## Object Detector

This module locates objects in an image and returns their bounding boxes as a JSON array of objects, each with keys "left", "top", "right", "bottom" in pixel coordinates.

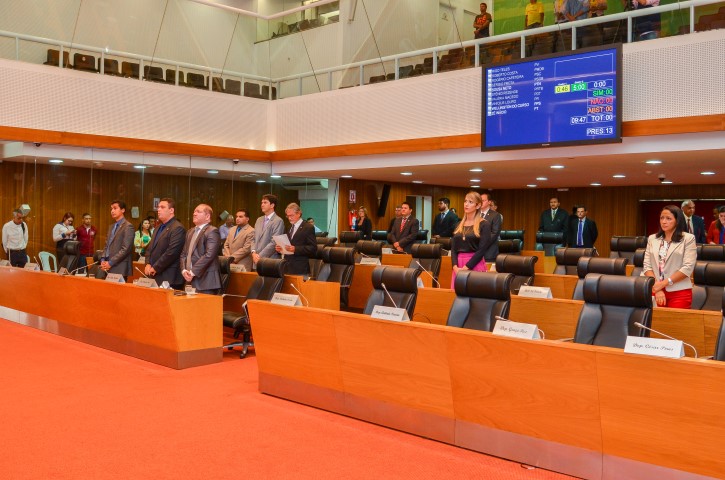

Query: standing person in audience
[
  {"left": 223, "top": 209, "right": 255, "bottom": 272},
  {"left": 706, "top": 206, "right": 725, "bottom": 245},
  {"left": 52, "top": 212, "right": 76, "bottom": 262},
  {"left": 251, "top": 194, "right": 285, "bottom": 266},
  {"left": 525, "top": 0, "right": 545, "bottom": 28},
  {"left": 219, "top": 215, "right": 234, "bottom": 242},
  {"left": 450, "top": 192, "right": 494, "bottom": 288},
  {"left": 275, "top": 203, "right": 316, "bottom": 275},
  {"left": 75, "top": 213, "right": 97, "bottom": 273},
  {"left": 306, "top": 217, "right": 323, "bottom": 234},
  {"left": 565, "top": 0, "right": 589, "bottom": 22},
  {"left": 479, "top": 192, "right": 502, "bottom": 265},
  {"left": 387, "top": 202, "right": 419, "bottom": 254},
  {"left": 144, "top": 198, "right": 186, "bottom": 289},
  {"left": 2, "top": 208, "right": 28, "bottom": 268},
  {"left": 432, "top": 198, "right": 458, "bottom": 239},
  {"left": 134, "top": 218, "right": 153, "bottom": 259},
  {"left": 180, "top": 204, "right": 221, "bottom": 294},
  {"left": 681, "top": 200, "right": 706, "bottom": 244},
  {"left": 354, "top": 206, "right": 373, "bottom": 240},
  {"left": 490, "top": 199, "right": 503, "bottom": 222},
  {"left": 388, "top": 205, "right": 402, "bottom": 233},
  {"left": 539, "top": 196, "right": 569, "bottom": 244},
  {"left": 568, "top": 205, "right": 598, "bottom": 248},
  {"left": 642, "top": 205, "right": 696, "bottom": 309},
  {"left": 100, "top": 200, "right": 135, "bottom": 279},
  {"left": 473, "top": 3, "right": 493, "bottom": 39}
]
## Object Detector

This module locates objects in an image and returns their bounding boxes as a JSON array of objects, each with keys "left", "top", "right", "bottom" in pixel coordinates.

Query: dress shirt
[{"left": 2, "top": 220, "right": 27, "bottom": 252}]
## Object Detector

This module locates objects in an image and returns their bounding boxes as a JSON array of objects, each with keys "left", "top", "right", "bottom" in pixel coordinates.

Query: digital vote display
[{"left": 482, "top": 45, "right": 622, "bottom": 151}]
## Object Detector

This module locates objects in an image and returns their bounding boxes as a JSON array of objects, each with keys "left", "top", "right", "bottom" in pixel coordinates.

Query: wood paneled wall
[
  {"left": 338, "top": 179, "right": 725, "bottom": 257},
  {"left": 0, "top": 161, "right": 299, "bottom": 260}
]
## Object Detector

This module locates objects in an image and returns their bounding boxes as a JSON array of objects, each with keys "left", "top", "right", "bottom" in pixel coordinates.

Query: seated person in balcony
[
  {"left": 525, "top": 0, "right": 545, "bottom": 28},
  {"left": 474, "top": 3, "right": 493, "bottom": 39}
]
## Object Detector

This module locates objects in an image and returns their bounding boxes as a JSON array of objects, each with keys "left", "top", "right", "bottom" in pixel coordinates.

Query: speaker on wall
[{"left": 377, "top": 184, "right": 391, "bottom": 217}]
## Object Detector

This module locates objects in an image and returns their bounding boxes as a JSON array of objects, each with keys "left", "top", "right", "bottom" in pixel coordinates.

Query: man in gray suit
[
  {"left": 99, "top": 200, "right": 135, "bottom": 279},
  {"left": 180, "top": 204, "right": 221, "bottom": 295},
  {"left": 223, "top": 209, "right": 255, "bottom": 272},
  {"left": 480, "top": 192, "right": 502, "bottom": 264},
  {"left": 251, "top": 194, "right": 285, "bottom": 266},
  {"left": 144, "top": 198, "right": 186, "bottom": 289}
]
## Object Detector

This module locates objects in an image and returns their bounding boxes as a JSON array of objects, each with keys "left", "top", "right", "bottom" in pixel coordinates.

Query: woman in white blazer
[{"left": 642, "top": 205, "right": 697, "bottom": 308}]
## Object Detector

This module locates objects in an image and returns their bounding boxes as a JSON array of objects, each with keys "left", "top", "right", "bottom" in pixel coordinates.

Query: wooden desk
[
  {"left": 414, "top": 288, "right": 456, "bottom": 325},
  {"left": 224, "top": 271, "right": 258, "bottom": 311},
  {"left": 0, "top": 268, "right": 221, "bottom": 369},
  {"left": 348, "top": 263, "right": 377, "bottom": 310},
  {"left": 382, "top": 253, "right": 412, "bottom": 268},
  {"left": 521, "top": 250, "right": 546, "bottom": 273},
  {"left": 533, "top": 273, "right": 578, "bottom": 299},
  {"left": 439, "top": 255, "right": 452, "bottom": 289},
  {"left": 509, "top": 295, "right": 583, "bottom": 340},
  {"left": 625, "top": 264, "right": 635, "bottom": 276},
  {"left": 248, "top": 301, "right": 725, "bottom": 479},
  {"left": 283, "top": 275, "right": 341, "bottom": 311}
]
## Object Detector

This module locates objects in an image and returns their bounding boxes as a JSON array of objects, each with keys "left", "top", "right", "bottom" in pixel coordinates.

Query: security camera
[
  {"left": 34, "top": 142, "right": 42, "bottom": 147},
  {"left": 233, "top": 159, "right": 239, "bottom": 165}
]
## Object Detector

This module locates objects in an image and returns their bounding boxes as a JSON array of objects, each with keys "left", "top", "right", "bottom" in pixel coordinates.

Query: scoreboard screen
[{"left": 482, "top": 44, "right": 622, "bottom": 151}]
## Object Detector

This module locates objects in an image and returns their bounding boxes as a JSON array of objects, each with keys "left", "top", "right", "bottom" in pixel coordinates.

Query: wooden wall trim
[{"left": 2, "top": 114, "right": 722, "bottom": 161}]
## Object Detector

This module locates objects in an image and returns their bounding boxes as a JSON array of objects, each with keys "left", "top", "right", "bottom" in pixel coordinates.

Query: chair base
[{"left": 223, "top": 331, "right": 253, "bottom": 359}]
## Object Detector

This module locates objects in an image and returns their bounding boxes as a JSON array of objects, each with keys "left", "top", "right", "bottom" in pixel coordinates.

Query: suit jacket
[
  {"left": 223, "top": 224, "right": 255, "bottom": 272},
  {"left": 567, "top": 217, "right": 598, "bottom": 248},
  {"left": 179, "top": 224, "right": 221, "bottom": 291},
  {"left": 642, "top": 232, "right": 697, "bottom": 292},
  {"left": 539, "top": 208, "right": 569, "bottom": 242},
  {"left": 685, "top": 215, "right": 706, "bottom": 244},
  {"left": 387, "top": 216, "right": 420, "bottom": 254},
  {"left": 706, "top": 220, "right": 725, "bottom": 244},
  {"left": 282, "top": 221, "right": 317, "bottom": 275},
  {"left": 252, "top": 213, "right": 285, "bottom": 260},
  {"left": 432, "top": 210, "right": 459, "bottom": 238},
  {"left": 144, "top": 217, "right": 186, "bottom": 287},
  {"left": 103, "top": 217, "right": 135, "bottom": 276},
  {"left": 481, "top": 209, "right": 502, "bottom": 262}
]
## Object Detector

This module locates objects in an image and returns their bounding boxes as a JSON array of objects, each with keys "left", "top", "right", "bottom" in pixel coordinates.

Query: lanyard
[{"left": 657, "top": 239, "right": 670, "bottom": 281}]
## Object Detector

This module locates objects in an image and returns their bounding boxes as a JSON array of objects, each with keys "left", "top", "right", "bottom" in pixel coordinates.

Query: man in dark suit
[
  {"left": 275, "top": 203, "right": 316, "bottom": 275},
  {"left": 681, "top": 200, "right": 706, "bottom": 244},
  {"left": 538, "top": 196, "right": 569, "bottom": 244},
  {"left": 99, "top": 200, "right": 135, "bottom": 279},
  {"left": 568, "top": 205, "right": 598, "bottom": 248},
  {"left": 431, "top": 197, "right": 459, "bottom": 239},
  {"left": 387, "top": 201, "right": 420, "bottom": 254},
  {"left": 480, "top": 192, "right": 502, "bottom": 264},
  {"left": 144, "top": 197, "right": 186, "bottom": 289},
  {"left": 180, "top": 204, "right": 221, "bottom": 294}
]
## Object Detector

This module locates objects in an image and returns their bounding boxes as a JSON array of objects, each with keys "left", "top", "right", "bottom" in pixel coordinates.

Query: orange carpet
[{"left": 0, "top": 319, "right": 575, "bottom": 479}]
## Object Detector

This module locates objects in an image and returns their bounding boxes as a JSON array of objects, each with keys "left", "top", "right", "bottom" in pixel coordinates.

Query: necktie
[
  {"left": 687, "top": 218, "right": 693, "bottom": 234},
  {"left": 104, "top": 222, "right": 119, "bottom": 257},
  {"left": 263, "top": 216, "right": 269, "bottom": 230},
  {"left": 551, "top": 210, "right": 556, "bottom": 221},
  {"left": 400, "top": 217, "right": 407, "bottom": 233},
  {"left": 289, "top": 223, "right": 296, "bottom": 238},
  {"left": 441, "top": 212, "right": 445, "bottom": 220},
  {"left": 235, "top": 225, "right": 242, "bottom": 237},
  {"left": 577, "top": 220, "right": 584, "bottom": 246},
  {"left": 185, "top": 227, "right": 201, "bottom": 270}
]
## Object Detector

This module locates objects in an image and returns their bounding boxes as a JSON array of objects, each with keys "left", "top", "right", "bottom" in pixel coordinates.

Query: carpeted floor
[{"left": 0, "top": 319, "right": 575, "bottom": 479}]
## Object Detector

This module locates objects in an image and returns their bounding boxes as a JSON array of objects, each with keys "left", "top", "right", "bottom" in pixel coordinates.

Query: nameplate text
[
  {"left": 518, "top": 285, "right": 553, "bottom": 299},
  {"left": 360, "top": 257, "right": 381, "bottom": 265},
  {"left": 105, "top": 273, "right": 125, "bottom": 283},
  {"left": 493, "top": 319, "right": 541, "bottom": 340},
  {"left": 271, "top": 293, "right": 302, "bottom": 307},
  {"left": 624, "top": 337, "right": 685, "bottom": 359},
  {"left": 371, "top": 305, "right": 410, "bottom": 322}
]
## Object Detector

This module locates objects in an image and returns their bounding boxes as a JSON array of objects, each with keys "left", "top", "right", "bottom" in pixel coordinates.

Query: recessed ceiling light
[
  {"left": 550, "top": 165, "right": 565, "bottom": 169},
  {"left": 133, "top": 165, "right": 147, "bottom": 169},
  {"left": 340, "top": 175, "right": 352, "bottom": 178},
  {"left": 48, "top": 159, "right": 63, "bottom": 164},
  {"left": 412, "top": 180, "right": 424, "bottom": 184},
  {"left": 526, "top": 184, "right": 537, "bottom": 188},
  {"left": 612, "top": 174, "right": 625, "bottom": 178},
  {"left": 536, "top": 177, "right": 548, "bottom": 181},
  {"left": 256, "top": 180, "right": 266, "bottom": 183},
  {"left": 700, "top": 171, "right": 715, "bottom": 175},
  {"left": 645, "top": 159, "right": 662, "bottom": 164},
  {"left": 590, "top": 182, "right": 602, "bottom": 186},
  {"left": 270, "top": 174, "right": 282, "bottom": 179},
  {"left": 661, "top": 180, "right": 673, "bottom": 184},
  {"left": 400, "top": 172, "right": 413, "bottom": 176},
  {"left": 207, "top": 170, "right": 218, "bottom": 174},
  {"left": 470, "top": 185, "right": 479, "bottom": 188},
  {"left": 469, "top": 168, "right": 483, "bottom": 172},
  {"left": 470, "top": 179, "right": 480, "bottom": 183}
]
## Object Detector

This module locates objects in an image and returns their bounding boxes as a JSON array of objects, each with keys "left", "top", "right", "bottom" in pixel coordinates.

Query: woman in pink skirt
[{"left": 450, "top": 191, "right": 494, "bottom": 288}]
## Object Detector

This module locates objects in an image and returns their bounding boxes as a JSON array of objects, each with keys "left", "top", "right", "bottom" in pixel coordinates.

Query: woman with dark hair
[
  {"left": 642, "top": 205, "right": 697, "bottom": 308},
  {"left": 52, "top": 212, "right": 76, "bottom": 261},
  {"left": 450, "top": 191, "right": 494, "bottom": 288},
  {"left": 706, "top": 206, "right": 725, "bottom": 245},
  {"left": 354, "top": 206, "right": 373, "bottom": 240},
  {"left": 134, "top": 218, "right": 153, "bottom": 258}
]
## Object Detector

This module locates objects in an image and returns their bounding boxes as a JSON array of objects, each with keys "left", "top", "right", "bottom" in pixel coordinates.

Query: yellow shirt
[{"left": 525, "top": 2, "right": 545, "bottom": 26}]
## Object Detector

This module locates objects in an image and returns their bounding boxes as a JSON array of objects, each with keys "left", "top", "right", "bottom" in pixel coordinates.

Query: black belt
[{"left": 7, "top": 248, "right": 26, "bottom": 253}]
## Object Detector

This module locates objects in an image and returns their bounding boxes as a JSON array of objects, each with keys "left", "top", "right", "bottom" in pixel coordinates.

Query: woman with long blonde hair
[{"left": 450, "top": 191, "right": 494, "bottom": 288}]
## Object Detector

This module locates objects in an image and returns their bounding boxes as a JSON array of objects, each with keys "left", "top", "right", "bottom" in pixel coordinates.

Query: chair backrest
[
  {"left": 261, "top": 85, "right": 277, "bottom": 100},
  {"left": 318, "top": 247, "right": 356, "bottom": 307},
  {"left": 609, "top": 236, "right": 647, "bottom": 261},
  {"left": 714, "top": 290, "right": 725, "bottom": 361},
  {"left": 247, "top": 258, "right": 287, "bottom": 301},
  {"left": 210, "top": 77, "right": 224, "bottom": 92},
  {"left": 554, "top": 247, "right": 597, "bottom": 275},
  {"left": 244, "top": 82, "right": 261, "bottom": 97},
  {"left": 316, "top": 236, "right": 336, "bottom": 246},
  {"left": 225, "top": 79, "right": 241, "bottom": 95},
  {"left": 121, "top": 61, "right": 139, "bottom": 78},
  {"left": 498, "top": 239, "right": 522, "bottom": 255},
  {"left": 44, "top": 49, "right": 70, "bottom": 67},
  {"left": 308, "top": 244, "right": 327, "bottom": 280},
  {"left": 88, "top": 250, "right": 103, "bottom": 277},
  {"left": 165, "top": 68, "right": 184, "bottom": 85},
  {"left": 101, "top": 58, "right": 121, "bottom": 75},
  {"left": 38, "top": 251, "right": 57, "bottom": 273},
  {"left": 144, "top": 65, "right": 164, "bottom": 82},
  {"left": 372, "top": 230, "right": 389, "bottom": 241},
  {"left": 339, "top": 230, "right": 362, "bottom": 247},
  {"left": 573, "top": 257, "right": 628, "bottom": 300},
  {"left": 58, "top": 241, "right": 81, "bottom": 272},
  {"left": 354, "top": 240, "right": 383, "bottom": 261},
  {"left": 535, "top": 231, "right": 565, "bottom": 256},
  {"left": 416, "top": 229, "right": 429, "bottom": 243},
  {"left": 187, "top": 72, "right": 206, "bottom": 88},
  {"left": 315, "top": 231, "right": 328, "bottom": 238},
  {"left": 363, "top": 266, "right": 421, "bottom": 317},
  {"left": 573, "top": 274, "right": 654, "bottom": 348},
  {"left": 409, "top": 243, "right": 442, "bottom": 279},
  {"left": 73, "top": 53, "right": 96, "bottom": 72},
  {"left": 631, "top": 248, "right": 646, "bottom": 277},
  {"left": 447, "top": 271, "right": 513, "bottom": 332},
  {"left": 495, "top": 254, "right": 537, "bottom": 293},
  {"left": 691, "top": 262, "right": 725, "bottom": 311},
  {"left": 500, "top": 230, "right": 525, "bottom": 242},
  {"left": 218, "top": 256, "right": 234, "bottom": 295},
  {"left": 696, "top": 244, "right": 725, "bottom": 263},
  {"left": 431, "top": 237, "right": 451, "bottom": 251}
]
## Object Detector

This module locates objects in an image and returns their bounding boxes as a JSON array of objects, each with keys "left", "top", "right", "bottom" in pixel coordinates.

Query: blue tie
[{"left": 577, "top": 220, "right": 584, "bottom": 246}]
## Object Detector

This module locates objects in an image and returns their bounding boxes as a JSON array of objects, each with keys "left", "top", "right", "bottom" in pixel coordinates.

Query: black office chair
[
  {"left": 572, "top": 257, "right": 628, "bottom": 300},
  {"left": 697, "top": 244, "right": 725, "bottom": 263},
  {"left": 573, "top": 274, "right": 654, "bottom": 348},
  {"left": 371, "top": 230, "right": 389, "bottom": 242},
  {"left": 354, "top": 240, "right": 383, "bottom": 262},
  {"left": 317, "top": 247, "right": 355, "bottom": 308},
  {"left": 691, "top": 262, "right": 725, "bottom": 311},
  {"left": 431, "top": 237, "right": 451, "bottom": 252},
  {"left": 630, "top": 248, "right": 646, "bottom": 277},
  {"left": 409, "top": 243, "right": 442, "bottom": 285},
  {"left": 609, "top": 236, "right": 647, "bottom": 262},
  {"left": 316, "top": 236, "right": 336, "bottom": 246},
  {"left": 363, "top": 266, "right": 421, "bottom": 318},
  {"left": 495, "top": 254, "right": 537, "bottom": 294},
  {"left": 218, "top": 256, "right": 234, "bottom": 295},
  {"left": 57, "top": 241, "right": 81, "bottom": 273},
  {"left": 446, "top": 271, "right": 513, "bottom": 331},
  {"left": 554, "top": 247, "right": 597, "bottom": 275},
  {"left": 339, "top": 231, "right": 362, "bottom": 247},
  {"left": 223, "top": 258, "right": 286, "bottom": 358},
  {"left": 308, "top": 244, "right": 327, "bottom": 280},
  {"left": 535, "top": 231, "right": 565, "bottom": 256},
  {"left": 500, "top": 230, "right": 525, "bottom": 243},
  {"left": 713, "top": 290, "right": 725, "bottom": 361},
  {"left": 416, "top": 229, "right": 429, "bottom": 244},
  {"left": 498, "top": 239, "right": 522, "bottom": 255},
  {"left": 87, "top": 250, "right": 104, "bottom": 278},
  {"left": 315, "top": 231, "right": 329, "bottom": 238}
]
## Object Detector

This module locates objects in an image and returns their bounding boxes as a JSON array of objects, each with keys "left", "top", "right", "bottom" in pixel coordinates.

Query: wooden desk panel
[
  {"left": 282, "top": 276, "right": 341, "bottom": 311},
  {"left": 534, "top": 273, "right": 578, "bottom": 299},
  {"left": 347, "top": 263, "right": 376, "bottom": 310},
  {"left": 414, "top": 288, "right": 456, "bottom": 326},
  {"left": 439, "top": 255, "right": 452, "bottom": 289},
  {"left": 224, "top": 271, "right": 258, "bottom": 311},
  {"left": 509, "top": 296, "right": 583, "bottom": 340}
]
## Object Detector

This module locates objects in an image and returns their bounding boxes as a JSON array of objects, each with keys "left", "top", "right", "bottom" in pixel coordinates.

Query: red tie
[{"left": 400, "top": 217, "right": 407, "bottom": 233}]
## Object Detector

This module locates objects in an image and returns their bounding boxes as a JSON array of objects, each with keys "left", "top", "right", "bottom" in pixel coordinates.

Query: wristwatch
[{"left": 667, "top": 277, "right": 674, "bottom": 286}]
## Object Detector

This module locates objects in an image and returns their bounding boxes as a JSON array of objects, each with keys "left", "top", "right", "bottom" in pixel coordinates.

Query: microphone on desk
[
  {"left": 494, "top": 315, "right": 546, "bottom": 339},
  {"left": 33, "top": 256, "right": 40, "bottom": 267},
  {"left": 634, "top": 322, "right": 698, "bottom": 358},
  {"left": 61, "top": 261, "right": 99, "bottom": 276},
  {"left": 380, "top": 282, "right": 398, "bottom": 309},
  {"left": 289, "top": 283, "right": 310, "bottom": 307},
  {"left": 134, "top": 266, "right": 149, "bottom": 278},
  {"left": 415, "top": 261, "right": 440, "bottom": 287}
]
